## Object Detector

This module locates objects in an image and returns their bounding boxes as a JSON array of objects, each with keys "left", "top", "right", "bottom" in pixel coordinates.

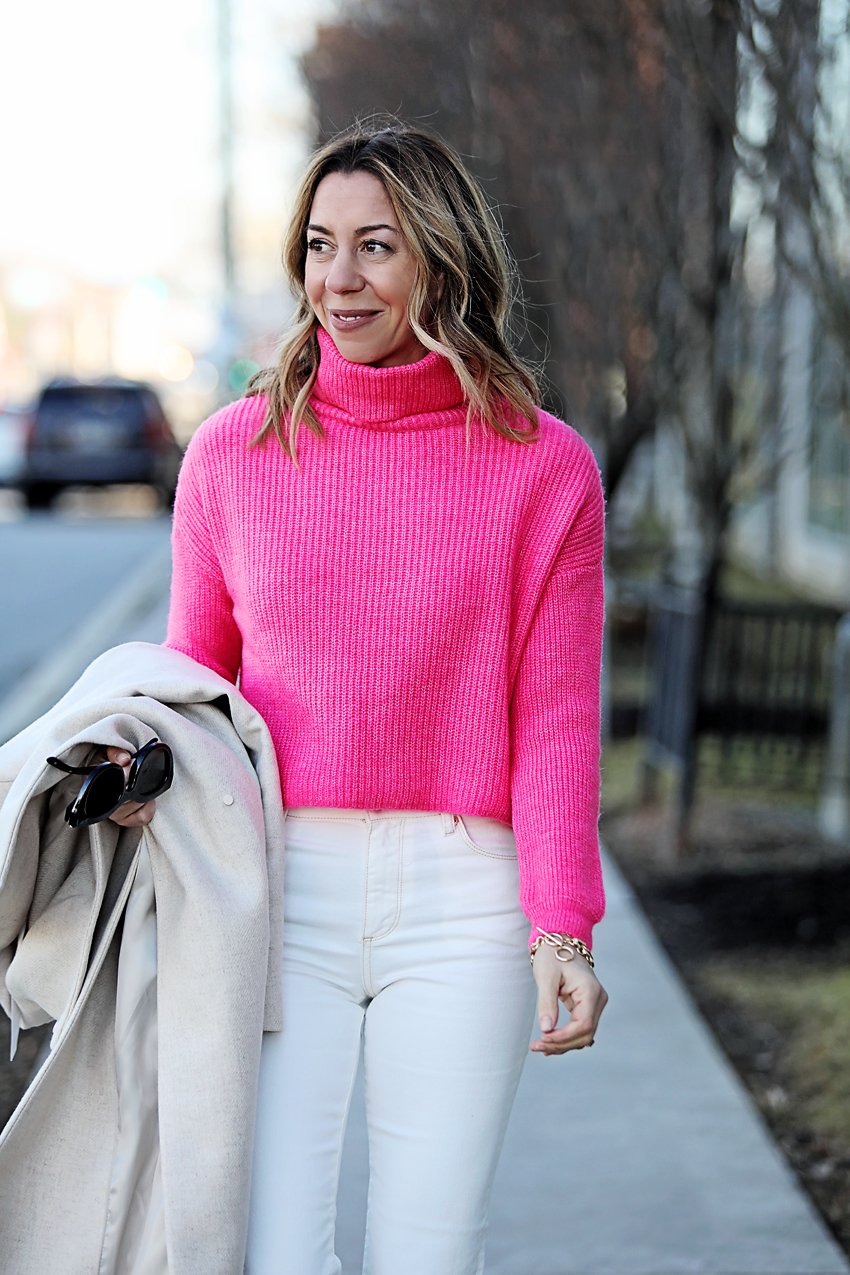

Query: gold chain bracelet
[{"left": 529, "top": 928, "right": 595, "bottom": 970}]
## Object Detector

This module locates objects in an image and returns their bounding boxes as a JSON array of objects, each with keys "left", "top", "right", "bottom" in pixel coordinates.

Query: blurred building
[{"left": 733, "top": 0, "right": 850, "bottom": 604}]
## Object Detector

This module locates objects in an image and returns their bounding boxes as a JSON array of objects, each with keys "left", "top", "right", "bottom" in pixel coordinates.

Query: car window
[{"left": 36, "top": 388, "right": 148, "bottom": 435}]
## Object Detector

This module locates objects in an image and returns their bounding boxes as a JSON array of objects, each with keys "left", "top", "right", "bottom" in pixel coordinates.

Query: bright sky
[{"left": 0, "top": 0, "right": 338, "bottom": 293}]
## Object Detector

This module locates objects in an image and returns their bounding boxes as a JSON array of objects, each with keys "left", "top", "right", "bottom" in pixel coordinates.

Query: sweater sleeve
[
  {"left": 164, "top": 427, "right": 242, "bottom": 684},
  {"left": 509, "top": 465, "right": 606, "bottom": 950}
]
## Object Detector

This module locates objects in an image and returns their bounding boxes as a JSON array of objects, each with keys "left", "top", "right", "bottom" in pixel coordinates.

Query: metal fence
[
  {"left": 697, "top": 600, "right": 837, "bottom": 788},
  {"left": 639, "top": 589, "right": 841, "bottom": 794}
]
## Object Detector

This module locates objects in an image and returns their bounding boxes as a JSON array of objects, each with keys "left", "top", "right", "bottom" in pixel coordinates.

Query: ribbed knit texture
[{"left": 165, "top": 328, "right": 606, "bottom": 946}]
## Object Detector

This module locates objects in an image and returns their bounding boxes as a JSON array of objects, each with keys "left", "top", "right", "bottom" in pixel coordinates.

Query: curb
[{"left": 0, "top": 543, "right": 172, "bottom": 745}]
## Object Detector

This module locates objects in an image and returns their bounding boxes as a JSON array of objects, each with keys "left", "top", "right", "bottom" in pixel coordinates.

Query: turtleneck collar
[{"left": 311, "top": 326, "right": 467, "bottom": 428}]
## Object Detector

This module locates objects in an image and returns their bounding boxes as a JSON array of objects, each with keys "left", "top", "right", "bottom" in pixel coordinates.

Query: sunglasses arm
[{"left": 46, "top": 756, "right": 100, "bottom": 776}]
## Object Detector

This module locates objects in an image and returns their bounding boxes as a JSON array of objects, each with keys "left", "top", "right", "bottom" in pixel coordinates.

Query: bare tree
[
  {"left": 656, "top": 0, "right": 850, "bottom": 588},
  {"left": 302, "top": 0, "right": 669, "bottom": 501},
  {"left": 301, "top": 0, "right": 849, "bottom": 564},
  {"left": 738, "top": 0, "right": 850, "bottom": 348}
]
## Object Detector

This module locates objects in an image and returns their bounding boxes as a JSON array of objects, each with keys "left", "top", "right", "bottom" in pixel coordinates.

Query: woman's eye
[
  {"left": 362, "top": 239, "right": 392, "bottom": 255},
  {"left": 307, "top": 237, "right": 331, "bottom": 253}
]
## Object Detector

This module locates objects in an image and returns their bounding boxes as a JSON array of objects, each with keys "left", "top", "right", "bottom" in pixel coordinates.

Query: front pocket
[{"left": 454, "top": 814, "right": 517, "bottom": 859}]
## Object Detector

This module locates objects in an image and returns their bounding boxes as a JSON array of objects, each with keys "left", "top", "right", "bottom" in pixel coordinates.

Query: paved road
[{"left": 0, "top": 496, "right": 171, "bottom": 702}]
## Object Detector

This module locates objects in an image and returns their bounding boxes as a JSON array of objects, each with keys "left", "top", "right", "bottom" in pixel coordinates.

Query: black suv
[{"left": 22, "top": 378, "right": 183, "bottom": 510}]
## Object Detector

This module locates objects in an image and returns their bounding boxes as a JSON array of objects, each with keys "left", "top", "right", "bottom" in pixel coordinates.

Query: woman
[{"left": 108, "top": 120, "right": 608, "bottom": 1274}]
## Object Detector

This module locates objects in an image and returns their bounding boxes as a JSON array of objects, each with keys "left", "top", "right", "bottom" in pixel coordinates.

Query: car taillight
[
  {"left": 144, "top": 415, "right": 167, "bottom": 446},
  {"left": 22, "top": 414, "right": 37, "bottom": 450}
]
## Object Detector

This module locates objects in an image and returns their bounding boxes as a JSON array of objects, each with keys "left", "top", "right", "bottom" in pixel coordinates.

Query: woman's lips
[{"left": 328, "top": 310, "right": 381, "bottom": 331}]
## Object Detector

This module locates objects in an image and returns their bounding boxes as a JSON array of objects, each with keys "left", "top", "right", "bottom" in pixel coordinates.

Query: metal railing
[{"left": 641, "top": 589, "right": 840, "bottom": 799}]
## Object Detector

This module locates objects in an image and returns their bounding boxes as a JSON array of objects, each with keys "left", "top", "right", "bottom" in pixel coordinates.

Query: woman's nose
[{"left": 324, "top": 250, "right": 363, "bottom": 294}]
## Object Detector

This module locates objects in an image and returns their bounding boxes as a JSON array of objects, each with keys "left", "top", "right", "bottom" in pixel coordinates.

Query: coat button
[{"left": 223, "top": 794, "right": 234, "bottom": 806}]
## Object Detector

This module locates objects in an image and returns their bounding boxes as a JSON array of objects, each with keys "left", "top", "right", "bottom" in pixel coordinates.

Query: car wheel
[
  {"left": 156, "top": 482, "right": 177, "bottom": 513},
  {"left": 24, "top": 483, "right": 56, "bottom": 510}
]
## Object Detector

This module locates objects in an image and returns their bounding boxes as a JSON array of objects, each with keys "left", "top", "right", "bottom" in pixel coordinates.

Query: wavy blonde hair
[{"left": 247, "top": 119, "right": 542, "bottom": 460}]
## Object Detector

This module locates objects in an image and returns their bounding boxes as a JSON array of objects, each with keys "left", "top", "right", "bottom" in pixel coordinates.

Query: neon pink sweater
[{"left": 165, "top": 328, "right": 605, "bottom": 946}]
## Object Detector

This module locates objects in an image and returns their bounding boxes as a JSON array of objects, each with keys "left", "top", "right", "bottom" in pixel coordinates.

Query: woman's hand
[
  {"left": 99, "top": 746, "right": 158, "bottom": 828},
  {"left": 530, "top": 943, "right": 608, "bottom": 1056}
]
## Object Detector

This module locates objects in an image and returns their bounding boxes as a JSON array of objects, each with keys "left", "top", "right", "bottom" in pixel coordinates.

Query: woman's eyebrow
[{"left": 306, "top": 222, "right": 400, "bottom": 235}]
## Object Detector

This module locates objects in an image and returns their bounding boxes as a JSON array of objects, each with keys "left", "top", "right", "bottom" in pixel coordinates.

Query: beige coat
[{"left": 0, "top": 642, "right": 286, "bottom": 1274}]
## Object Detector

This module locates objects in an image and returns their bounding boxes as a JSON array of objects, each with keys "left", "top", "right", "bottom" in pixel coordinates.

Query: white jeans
[{"left": 246, "top": 808, "right": 537, "bottom": 1275}]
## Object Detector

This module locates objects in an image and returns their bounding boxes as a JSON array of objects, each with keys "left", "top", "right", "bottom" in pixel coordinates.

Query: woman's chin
[{"left": 319, "top": 322, "right": 427, "bottom": 368}]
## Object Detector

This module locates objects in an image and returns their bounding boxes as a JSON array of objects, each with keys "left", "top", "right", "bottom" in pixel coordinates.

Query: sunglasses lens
[
  {"left": 81, "top": 766, "right": 126, "bottom": 820},
  {"left": 135, "top": 747, "right": 173, "bottom": 800}
]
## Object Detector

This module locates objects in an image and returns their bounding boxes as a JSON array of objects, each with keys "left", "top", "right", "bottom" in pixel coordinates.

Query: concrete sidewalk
[
  {"left": 7, "top": 584, "right": 850, "bottom": 1274},
  {"left": 493, "top": 855, "right": 848, "bottom": 1274}
]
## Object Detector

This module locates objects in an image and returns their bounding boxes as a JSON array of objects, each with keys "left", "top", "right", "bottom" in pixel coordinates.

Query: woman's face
[{"left": 304, "top": 170, "right": 428, "bottom": 368}]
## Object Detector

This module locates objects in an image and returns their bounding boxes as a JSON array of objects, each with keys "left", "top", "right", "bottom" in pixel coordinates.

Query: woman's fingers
[
  {"left": 533, "top": 1004, "right": 601, "bottom": 1054},
  {"left": 535, "top": 976, "right": 561, "bottom": 1035},
  {"left": 530, "top": 945, "right": 608, "bottom": 1056},
  {"left": 103, "top": 746, "right": 132, "bottom": 768},
  {"left": 109, "top": 799, "right": 157, "bottom": 827}
]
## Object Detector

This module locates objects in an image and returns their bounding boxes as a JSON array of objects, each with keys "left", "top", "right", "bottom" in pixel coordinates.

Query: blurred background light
[
  {"left": 158, "top": 345, "right": 196, "bottom": 383},
  {"left": 227, "top": 357, "right": 260, "bottom": 394}
]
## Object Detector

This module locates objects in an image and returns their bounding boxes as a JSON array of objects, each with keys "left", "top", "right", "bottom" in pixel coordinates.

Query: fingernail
[
  {"left": 116, "top": 752, "right": 131, "bottom": 765},
  {"left": 541, "top": 1015, "right": 553, "bottom": 1032}
]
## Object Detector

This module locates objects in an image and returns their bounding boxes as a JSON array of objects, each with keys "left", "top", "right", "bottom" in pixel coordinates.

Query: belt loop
[{"left": 442, "top": 812, "right": 456, "bottom": 836}]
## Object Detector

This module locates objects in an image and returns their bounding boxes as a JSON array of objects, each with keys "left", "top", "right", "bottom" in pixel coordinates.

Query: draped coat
[{"left": 0, "top": 642, "right": 285, "bottom": 1274}]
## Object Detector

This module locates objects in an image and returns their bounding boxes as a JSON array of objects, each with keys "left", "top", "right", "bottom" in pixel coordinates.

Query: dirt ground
[{"left": 601, "top": 790, "right": 850, "bottom": 1256}]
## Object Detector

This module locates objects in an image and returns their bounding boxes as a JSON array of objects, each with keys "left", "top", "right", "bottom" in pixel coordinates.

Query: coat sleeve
[
  {"left": 164, "top": 427, "right": 242, "bottom": 683},
  {"left": 509, "top": 464, "right": 606, "bottom": 950}
]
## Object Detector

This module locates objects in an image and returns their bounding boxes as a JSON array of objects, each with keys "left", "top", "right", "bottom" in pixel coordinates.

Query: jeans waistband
[{"left": 285, "top": 807, "right": 457, "bottom": 835}]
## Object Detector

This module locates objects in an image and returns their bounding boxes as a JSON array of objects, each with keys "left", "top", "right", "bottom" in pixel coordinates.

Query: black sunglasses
[{"left": 46, "top": 738, "right": 174, "bottom": 828}]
